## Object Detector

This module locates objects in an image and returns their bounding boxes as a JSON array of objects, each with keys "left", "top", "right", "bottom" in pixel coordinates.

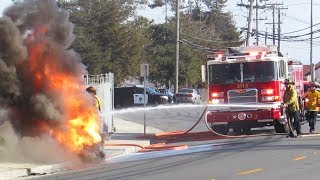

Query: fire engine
[{"left": 206, "top": 45, "right": 304, "bottom": 134}]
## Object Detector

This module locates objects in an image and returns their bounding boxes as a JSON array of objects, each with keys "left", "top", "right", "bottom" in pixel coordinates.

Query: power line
[{"left": 281, "top": 23, "right": 320, "bottom": 35}]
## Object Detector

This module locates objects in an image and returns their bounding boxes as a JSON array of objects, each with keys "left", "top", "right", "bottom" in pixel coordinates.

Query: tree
[
  {"left": 179, "top": 0, "right": 242, "bottom": 50},
  {"left": 57, "top": 0, "right": 242, "bottom": 87},
  {"left": 146, "top": 22, "right": 204, "bottom": 88},
  {"left": 143, "top": 0, "right": 242, "bottom": 87},
  {"left": 58, "top": 0, "right": 150, "bottom": 85}
]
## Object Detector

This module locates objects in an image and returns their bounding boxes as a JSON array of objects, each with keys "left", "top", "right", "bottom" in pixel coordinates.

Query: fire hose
[
  {"left": 157, "top": 103, "right": 290, "bottom": 138},
  {"left": 202, "top": 105, "right": 287, "bottom": 138},
  {"left": 146, "top": 104, "right": 291, "bottom": 140},
  {"left": 279, "top": 104, "right": 297, "bottom": 137},
  {"left": 201, "top": 104, "right": 302, "bottom": 138},
  {"left": 106, "top": 103, "right": 314, "bottom": 154}
]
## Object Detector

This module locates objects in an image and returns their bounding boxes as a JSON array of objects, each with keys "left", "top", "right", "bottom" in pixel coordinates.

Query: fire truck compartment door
[{"left": 133, "top": 94, "right": 148, "bottom": 104}]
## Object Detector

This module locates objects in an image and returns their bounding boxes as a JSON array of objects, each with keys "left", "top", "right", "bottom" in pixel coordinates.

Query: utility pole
[
  {"left": 174, "top": 0, "right": 180, "bottom": 93},
  {"left": 255, "top": 0, "right": 259, "bottom": 44},
  {"left": 272, "top": 5, "right": 275, "bottom": 45},
  {"left": 265, "top": 27, "right": 268, "bottom": 45},
  {"left": 238, "top": 0, "right": 266, "bottom": 46},
  {"left": 258, "top": 0, "right": 269, "bottom": 45},
  {"left": 246, "top": 0, "right": 254, "bottom": 46},
  {"left": 277, "top": 6, "right": 288, "bottom": 54},
  {"left": 310, "top": 0, "right": 314, "bottom": 81},
  {"left": 265, "top": 3, "right": 283, "bottom": 46},
  {"left": 277, "top": 7, "right": 281, "bottom": 51}
]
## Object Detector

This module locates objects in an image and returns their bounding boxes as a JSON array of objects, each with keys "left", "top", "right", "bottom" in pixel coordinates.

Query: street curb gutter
[
  {"left": 0, "top": 145, "right": 148, "bottom": 179},
  {"left": 0, "top": 163, "right": 69, "bottom": 179},
  {"left": 29, "top": 163, "right": 67, "bottom": 175},
  {"left": 0, "top": 168, "right": 29, "bottom": 180}
]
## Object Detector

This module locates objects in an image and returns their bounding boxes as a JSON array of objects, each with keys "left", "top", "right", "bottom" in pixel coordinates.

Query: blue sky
[{"left": 1, "top": 0, "right": 319, "bottom": 65}]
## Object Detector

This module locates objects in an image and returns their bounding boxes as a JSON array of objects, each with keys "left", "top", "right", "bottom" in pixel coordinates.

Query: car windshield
[
  {"left": 157, "top": 89, "right": 166, "bottom": 94},
  {"left": 208, "top": 61, "right": 278, "bottom": 84},
  {"left": 146, "top": 87, "right": 159, "bottom": 94},
  {"left": 178, "top": 89, "right": 193, "bottom": 93}
]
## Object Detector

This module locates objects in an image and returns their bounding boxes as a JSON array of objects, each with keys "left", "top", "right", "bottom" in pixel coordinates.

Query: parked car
[
  {"left": 114, "top": 86, "right": 171, "bottom": 109},
  {"left": 157, "top": 88, "right": 176, "bottom": 103},
  {"left": 175, "top": 88, "right": 201, "bottom": 104}
]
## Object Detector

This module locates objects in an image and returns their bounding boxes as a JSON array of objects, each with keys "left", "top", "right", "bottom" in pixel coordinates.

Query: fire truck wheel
[
  {"left": 242, "top": 127, "right": 251, "bottom": 134},
  {"left": 211, "top": 125, "right": 229, "bottom": 135},
  {"left": 232, "top": 127, "right": 242, "bottom": 134},
  {"left": 274, "top": 121, "right": 288, "bottom": 133}
]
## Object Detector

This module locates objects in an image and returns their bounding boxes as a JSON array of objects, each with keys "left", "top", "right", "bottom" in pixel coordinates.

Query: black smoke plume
[{"left": 0, "top": 0, "right": 90, "bottom": 163}]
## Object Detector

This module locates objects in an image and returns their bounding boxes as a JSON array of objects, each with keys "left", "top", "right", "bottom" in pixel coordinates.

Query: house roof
[
  {"left": 304, "top": 62, "right": 320, "bottom": 76},
  {"left": 303, "top": 65, "right": 311, "bottom": 76}
]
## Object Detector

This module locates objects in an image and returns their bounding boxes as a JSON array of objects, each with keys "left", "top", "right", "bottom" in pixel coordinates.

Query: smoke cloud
[{"left": 0, "top": 0, "right": 94, "bottom": 163}]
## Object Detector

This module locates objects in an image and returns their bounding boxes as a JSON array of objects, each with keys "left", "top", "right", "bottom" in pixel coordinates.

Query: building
[{"left": 303, "top": 62, "right": 320, "bottom": 82}]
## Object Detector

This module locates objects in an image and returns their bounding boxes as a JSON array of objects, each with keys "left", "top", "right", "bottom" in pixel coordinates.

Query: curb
[
  {"left": 0, "top": 163, "right": 69, "bottom": 179},
  {"left": 29, "top": 163, "right": 67, "bottom": 175},
  {"left": 0, "top": 168, "right": 29, "bottom": 180},
  {"left": 0, "top": 145, "right": 145, "bottom": 179}
]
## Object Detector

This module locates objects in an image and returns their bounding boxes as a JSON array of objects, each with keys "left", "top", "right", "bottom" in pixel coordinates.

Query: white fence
[{"left": 84, "top": 73, "right": 114, "bottom": 133}]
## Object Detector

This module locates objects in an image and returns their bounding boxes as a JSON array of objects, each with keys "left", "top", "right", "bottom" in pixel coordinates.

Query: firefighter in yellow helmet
[
  {"left": 86, "top": 86, "right": 101, "bottom": 111},
  {"left": 304, "top": 81, "right": 320, "bottom": 133},
  {"left": 283, "top": 79, "right": 301, "bottom": 137}
]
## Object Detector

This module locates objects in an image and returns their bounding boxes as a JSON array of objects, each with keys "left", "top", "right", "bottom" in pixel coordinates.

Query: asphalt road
[
  {"left": 31, "top": 134, "right": 320, "bottom": 180},
  {"left": 114, "top": 104, "right": 212, "bottom": 132},
  {"left": 28, "top": 104, "right": 320, "bottom": 180}
]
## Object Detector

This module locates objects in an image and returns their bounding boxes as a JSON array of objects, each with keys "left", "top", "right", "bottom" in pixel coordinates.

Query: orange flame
[{"left": 25, "top": 27, "right": 101, "bottom": 152}]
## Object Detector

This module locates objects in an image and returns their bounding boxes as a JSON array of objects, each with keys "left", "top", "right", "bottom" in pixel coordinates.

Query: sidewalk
[
  {"left": 0, "top": 118, "right": 164, "bottom": 179},
  {"left": 103, "top": 117, "right": 164, "bottom": 158}
]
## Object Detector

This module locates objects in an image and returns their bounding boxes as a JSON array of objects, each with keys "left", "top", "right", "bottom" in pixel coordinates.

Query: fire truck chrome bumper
[
  {"left": 278, "top": 116, "right": 287, "bottom": 124},
  {"left": 211, "top": 122, "right": 228, "bottom": 125},
  {"left": 257, "top": 119, "right": 273, "bottom": 123}
]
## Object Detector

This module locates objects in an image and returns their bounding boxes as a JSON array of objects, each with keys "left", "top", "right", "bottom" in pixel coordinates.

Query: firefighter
[
  {"left": 86, "top": 86, "right": 101, "bottom": 111},
  {"left": 304, "top": 81, "right": 320, "bottom": 133},
  {"left": 86, "top": 86, "right": 105, "bottom": 159},
  {"left": 283, "top": 79, "right": 302, "bottom": 137}
]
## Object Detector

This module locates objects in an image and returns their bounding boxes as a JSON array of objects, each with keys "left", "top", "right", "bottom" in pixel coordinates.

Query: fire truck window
[
  {"left": 242, "top": 61, "right": 277, "bottom": 82},
  {"left": 208, "top": 64, "right": 241, "bottom": 84},
  {"left": 278, "top": 60, "right": 286, "bottom": 78}
]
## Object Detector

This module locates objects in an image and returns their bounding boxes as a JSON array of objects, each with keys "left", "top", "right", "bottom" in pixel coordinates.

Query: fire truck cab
[{"left": 206, "top": 45, "right": 304, "bottom": 134}]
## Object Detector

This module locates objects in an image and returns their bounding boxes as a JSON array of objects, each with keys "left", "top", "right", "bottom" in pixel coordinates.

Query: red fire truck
[{"left": 206, "top": 45, "right": 304, "bottom": 134}]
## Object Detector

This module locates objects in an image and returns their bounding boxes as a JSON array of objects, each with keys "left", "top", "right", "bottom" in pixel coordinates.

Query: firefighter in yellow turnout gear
[
  {"left": 86, "top": 86, "right": 101, "bottom": 111},
  {"left": 283, "top": 79, "right": 301, "bottom": 137},
  {"left": 304, "top": 82, "right": 320, "bottom": 133},
  {"left": 85, "top": 86, "right": 106, "bottom": 159}
]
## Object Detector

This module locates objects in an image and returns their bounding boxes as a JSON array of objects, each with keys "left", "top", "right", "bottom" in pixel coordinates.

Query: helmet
[
  {"left": 284, "top": 78, "right": 294, "bottom": 85},
  {"left": 86, "top": 86, "right": 96, "bottom": 93}
]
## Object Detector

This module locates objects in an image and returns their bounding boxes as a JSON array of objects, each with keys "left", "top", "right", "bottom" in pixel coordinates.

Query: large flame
[{"left": 25, "top": 27, "right": 101, "bottom": 152}]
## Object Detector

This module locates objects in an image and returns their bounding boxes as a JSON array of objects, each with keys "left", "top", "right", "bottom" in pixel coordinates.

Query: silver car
[{"left": 175, "top": 88, "right": 201, "bottom": 104}]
